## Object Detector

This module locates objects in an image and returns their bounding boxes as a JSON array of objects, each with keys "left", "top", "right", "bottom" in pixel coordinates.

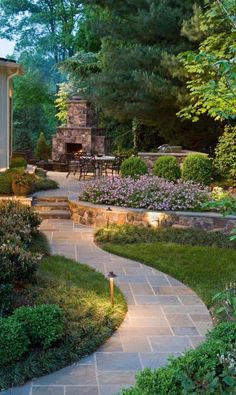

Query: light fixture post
[
  {"left": 106, "top": 207, "right": 112, "bottom": 229},
  {"left": 108, "top": 271, "right": 117, "bottom": 306}
]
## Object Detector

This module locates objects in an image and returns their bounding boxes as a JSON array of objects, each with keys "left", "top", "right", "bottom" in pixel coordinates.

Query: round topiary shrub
[
  {"left": 0, "top": 317, "right": 29, "bottom": 367},
  {"left": 13, "top": 304, "right": 65, "bottom": 349},
  {"left": 214, "top": 126, "right": 236, "bottom": 180},
  {"left": 182, "top": 154, "right": 212, "bottom": 185},
  {"left": 120, "top": 156, "right": 148, "bottom": 178},
  {"left": 153, "top": 156, "right": 181, "bottom": 181}
]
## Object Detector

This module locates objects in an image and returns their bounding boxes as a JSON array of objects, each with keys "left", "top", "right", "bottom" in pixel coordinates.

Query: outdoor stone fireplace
[{"left": 52, "top": 97, "right": 111, "bottom": 160}]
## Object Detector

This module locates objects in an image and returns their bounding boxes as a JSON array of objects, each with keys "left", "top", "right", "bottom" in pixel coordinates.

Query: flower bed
[{"left": 79, "top": 175, "right": 209, "bottom": 211}]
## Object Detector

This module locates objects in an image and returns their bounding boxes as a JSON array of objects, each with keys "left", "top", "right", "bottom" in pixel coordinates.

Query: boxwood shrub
[
  {"left": 120, "top": 156, "right": 148, "bottom": 178},
  {"left": 0, "top": 317, "right": 30, "bottom": 367},
  {"left": 153, "top": 156, "right": 181, "bottom": 181},
  {"left": 13, "top": 304, "right": 65, "bottom": 349},
  {"left": 122, "top": 322, "right": 236, "bottom": 395},
  {"left": 182, "top": 154, "right": 213, "bottom": 185}
]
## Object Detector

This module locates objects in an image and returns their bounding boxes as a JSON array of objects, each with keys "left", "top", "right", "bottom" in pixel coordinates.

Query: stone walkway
[
  {"left": 32, "top": 171, "right": 86, "bottom": 201},
  {"left": 5, "top": 219, "right": 212, "bottom": 395}
]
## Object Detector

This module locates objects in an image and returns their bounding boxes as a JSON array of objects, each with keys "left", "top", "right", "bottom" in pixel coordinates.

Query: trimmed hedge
[
  {"left": 182, "top": 153, "right": 213, "bottom": 185},
  {"left": 120, "top": 156, "right": 148, "bottom": 178},
  {"left": 122, "top": 322, "right": 236, "bottom": 395},
  {"left": 153, "top": 156, "right": 181, "bottom": 181}
]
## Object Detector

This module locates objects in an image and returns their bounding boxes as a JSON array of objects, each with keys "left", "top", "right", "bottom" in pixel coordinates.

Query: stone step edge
[
  {"left": 33, "top": 196, "right": 69, "bottom": 203},
  {"left": 37, "top": 211, "right": 71, "bottom": 219}
]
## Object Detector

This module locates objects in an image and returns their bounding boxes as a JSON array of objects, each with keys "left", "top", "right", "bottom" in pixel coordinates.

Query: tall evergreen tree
[{"left": 63, "top": 0, "right": 219, "bottom": 149}]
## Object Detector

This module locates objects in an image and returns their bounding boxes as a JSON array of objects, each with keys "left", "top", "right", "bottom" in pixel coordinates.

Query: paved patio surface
[
  {"left": 32, "top": 171, "right": 87, "bottom": 200},
  {"left": 4, "top": 219, "right": 212, "bottom": 395}
]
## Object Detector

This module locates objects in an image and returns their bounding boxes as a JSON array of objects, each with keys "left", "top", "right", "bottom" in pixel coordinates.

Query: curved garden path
[{"left": 6, "top": 217, "right": 213, "bottom": 395}]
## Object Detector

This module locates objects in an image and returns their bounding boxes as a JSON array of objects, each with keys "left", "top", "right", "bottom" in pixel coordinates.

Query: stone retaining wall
[
  {"left": 0, "top": 196, "right": 32, "bottom": 206},
  {"left": 69, "top": 200, "right": 236, "bottom": 233}
]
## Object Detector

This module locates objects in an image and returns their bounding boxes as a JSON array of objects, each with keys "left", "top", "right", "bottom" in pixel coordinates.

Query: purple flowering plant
[{"left": 79, "top": 175, "right": 209, "bottom": 211}]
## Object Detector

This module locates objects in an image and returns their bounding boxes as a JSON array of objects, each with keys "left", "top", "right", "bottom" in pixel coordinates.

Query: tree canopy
[
  {"left": 178, "top": 0, "right": 236, "bottom": 122},
  {"left": 0, "top": 0, "right": 234, "bottom": 154}
]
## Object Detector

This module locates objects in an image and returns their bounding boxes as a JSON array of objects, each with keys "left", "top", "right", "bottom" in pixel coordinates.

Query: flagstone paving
[{"left": 5, "top": 219, "right": 213, "bottom": 395}]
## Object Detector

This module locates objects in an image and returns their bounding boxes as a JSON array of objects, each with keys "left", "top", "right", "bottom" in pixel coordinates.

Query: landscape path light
[
  {"left": 106, "top": 206, "right": 112, "bottom": 229},
  {"left": 108, "top": 271, "right": 117, "bottom": 306}
]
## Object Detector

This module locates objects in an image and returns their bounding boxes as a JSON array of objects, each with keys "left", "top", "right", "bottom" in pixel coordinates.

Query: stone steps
[{"left": 33, "top": 197, "right": 71, "bottom": 219}]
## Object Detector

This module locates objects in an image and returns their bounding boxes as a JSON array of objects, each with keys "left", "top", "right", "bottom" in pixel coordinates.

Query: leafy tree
[
  {"left": 35, "top": 133, "right": 51, "bottom": 161},
  {"left": 55, "top": 83, "right": 70, "bottom": 126},
  {"left": 0, "top": 0, "right": 83, "bottom": 62},
  {"left": 178, "top": 0, "right": 236, "bottom": 122},
  {"left": 63, "top": 0, "right": 220, "bottom": 150},
  {"left": 0, "top": 1, "right": 93, "bottom": 151},
  {"left": 12, "top": 53, "right": 57, "bottom": 151}
]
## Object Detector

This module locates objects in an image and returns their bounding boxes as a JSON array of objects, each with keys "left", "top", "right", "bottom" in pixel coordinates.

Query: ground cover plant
[
  {"left": 96, "top": 224, "right": 236, "bottom": 249},
  {"left": 79, "top": 175, "right": 209, "bottom": 211},
  {"left": 0, "top": 202, "right": 126, "bottom": 390},
  {"left": 97, "top": 225, "right": 236, "bottom": 307}
]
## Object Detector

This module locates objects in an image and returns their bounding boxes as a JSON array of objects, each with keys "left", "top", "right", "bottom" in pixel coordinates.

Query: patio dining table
[
  {"left": 94, "top": 155, "right": 116, "bottom": 177},
  {"left": 67, "top": 155, "right": 116, "bottom": 178}
]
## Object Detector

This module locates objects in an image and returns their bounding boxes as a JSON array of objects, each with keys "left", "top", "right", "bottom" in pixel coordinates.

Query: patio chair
[
  {"left": 66, "top": 160, "right": 79, "bottom": 178},
  {"left": 103, "top": 156, "right": 122, "bottom": 176},
  {"left": 79, "top": 155, "right": 96, "bottom": 180}
]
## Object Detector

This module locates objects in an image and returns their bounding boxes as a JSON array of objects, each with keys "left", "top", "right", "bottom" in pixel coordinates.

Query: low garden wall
[
  {"left": 69, "top": 200, "right": 236, "bottom": 233},
  {"left": 138, "top": 151, "right": 202, "bottom": 169},
  {"left": 0, "top": 196, "right": 32, "bottom": 206}
]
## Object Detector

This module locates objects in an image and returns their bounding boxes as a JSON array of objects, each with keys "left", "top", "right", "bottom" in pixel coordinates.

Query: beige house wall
[{"left": 0, "top": 60, "right": 23, "bottom": 171}]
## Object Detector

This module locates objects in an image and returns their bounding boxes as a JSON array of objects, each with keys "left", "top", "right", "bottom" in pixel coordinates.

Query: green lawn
[{"left": 102, "top": 242, "right": 236, "bottom": 307}]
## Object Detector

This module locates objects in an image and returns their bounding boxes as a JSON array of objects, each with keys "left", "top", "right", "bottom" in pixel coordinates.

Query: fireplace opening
[{"left": 66, "top": 143, "right": 83, "bottom": 155}]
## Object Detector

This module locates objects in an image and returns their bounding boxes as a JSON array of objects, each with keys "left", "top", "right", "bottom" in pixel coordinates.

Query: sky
[{"left": 0, "top": 38, "right": 15, "bottom": 58}]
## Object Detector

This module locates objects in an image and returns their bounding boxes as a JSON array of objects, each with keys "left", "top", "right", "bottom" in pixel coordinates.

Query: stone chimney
[
  {"left": 52, "top": 96, "right": 112, "bottom": 160},
  {"left": 67, "top": 96, "right": 97, "bottom": 128}
]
